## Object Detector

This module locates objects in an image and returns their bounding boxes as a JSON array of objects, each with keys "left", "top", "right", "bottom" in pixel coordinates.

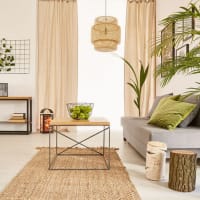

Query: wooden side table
[{"left": 168, "top": 150, "right": 197, "bottom": 192}]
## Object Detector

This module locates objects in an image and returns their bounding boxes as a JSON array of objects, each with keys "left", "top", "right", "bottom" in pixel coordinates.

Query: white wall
[
  {"left": 0, "top": 0, "right": 125, "bottom": 131},
  {"left": 0, "top": 0, "right": 37, "bottom": 130},
  {"left": 78, "top": 0, "right": 126, "bottom": 130},
  {"left": 156, "top": 0, "right": 200, "bottom": 95},
  {"left": 3, "top": 0, "right": 193, "bottom": 131}
]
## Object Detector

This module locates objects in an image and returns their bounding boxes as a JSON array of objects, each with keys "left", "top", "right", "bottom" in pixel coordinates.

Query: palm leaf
[
  {"left": 156, "top": 44, "right": 200, "bottom": 87},
  {"left": 154, "top": 2, "right": 200, "bottom": 57},
  {"left": 140, "top": 63, "right": 149, "bottom": 89},
  {"left": 127, "top": 82, "right": 140, "bottom": 96},
  {"left": 115, "top": 54, "right": 149, "bottom": 116},
  {"left": 115, "top": 55, "right": 139, "bottom": 85},
  {"left": 134, "top": 99, "right": 139, "bottom": 109}
]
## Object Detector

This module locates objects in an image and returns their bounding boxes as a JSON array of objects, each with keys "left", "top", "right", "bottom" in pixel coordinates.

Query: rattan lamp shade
[{"left": 91, "top": 16, "right": 121, "bottom": 52}]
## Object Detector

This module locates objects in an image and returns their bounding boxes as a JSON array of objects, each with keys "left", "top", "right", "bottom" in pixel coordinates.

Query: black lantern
[{"left": 40, "top": 108, "right": 54, "bottom": 133}]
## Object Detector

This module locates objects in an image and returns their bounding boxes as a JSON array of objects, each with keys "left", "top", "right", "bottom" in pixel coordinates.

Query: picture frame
[
  {"left": 0, "top": 83, "right": 8, "bottom": 96},
  {"left": 161, "top": 22, "right": 175, "bottom": 77},
  {"left": 183, "top": 8, "right": 195, "bottom": 41},
  {"left": 176, "top": 44, "right": 189, "bottom": 65}
]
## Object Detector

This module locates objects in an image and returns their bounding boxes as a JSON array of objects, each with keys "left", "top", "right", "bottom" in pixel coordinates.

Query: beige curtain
[
  {"left": 124, "top": 0, "right": 156, "bottom": 117},
  {"left": 37, "top": 0, "right": 78, "bottom": 126}
]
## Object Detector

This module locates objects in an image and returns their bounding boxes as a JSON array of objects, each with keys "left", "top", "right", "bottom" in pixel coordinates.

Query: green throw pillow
[{"left": 148, "top": 98, "right": 196, "bottom": 130}]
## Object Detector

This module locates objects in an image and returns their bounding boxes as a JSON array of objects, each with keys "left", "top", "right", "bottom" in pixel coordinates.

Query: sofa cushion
[
  {"left": 178, "top": 95, "right": 200, "bottom": 127},
  {"left": 147, "top": 93, "right": 173, "bottom": 118},
  {"left": 148, "top": 98, "right": 196, "bottom": 130}
]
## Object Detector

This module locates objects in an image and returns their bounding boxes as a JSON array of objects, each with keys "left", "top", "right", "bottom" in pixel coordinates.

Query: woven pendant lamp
[{"left": 91, "top": 0, "right": 121, "bottom": 52}]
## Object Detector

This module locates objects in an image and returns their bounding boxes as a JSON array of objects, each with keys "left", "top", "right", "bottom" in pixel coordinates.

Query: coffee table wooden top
[{"left": 50, "top": 117, "right": 110, "bottom": 126}]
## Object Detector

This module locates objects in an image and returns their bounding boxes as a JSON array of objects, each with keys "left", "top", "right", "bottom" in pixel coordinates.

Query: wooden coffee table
[{"left": 49, "top": 117, "right": 110, "bottom": 170}]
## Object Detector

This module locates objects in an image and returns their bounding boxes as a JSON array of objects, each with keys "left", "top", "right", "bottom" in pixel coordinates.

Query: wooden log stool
[{"left": 168, "top": 150, "right": 197, "bottom": 192}]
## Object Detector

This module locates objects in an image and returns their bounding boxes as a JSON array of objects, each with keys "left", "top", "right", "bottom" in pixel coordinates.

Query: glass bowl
[{"left": 67, "top": 103, "right": 94, "bottom": 120}]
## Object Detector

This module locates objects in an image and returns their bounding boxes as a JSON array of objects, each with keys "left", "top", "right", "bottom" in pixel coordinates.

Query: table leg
[
  {"left": 108, "top": 126, "right": 110, "bottom": 169},
  {"left": 48, "top": 124, "right": 110, "bottom": 170},
  {"left": 56, "top": 126, "right": 58, "bottom": 155},
  {"left": 49, "top": 126, "right": 51, "bottom": 170},
  {"left": 103, "top": 126, "right": 105, "bottom": 155}
]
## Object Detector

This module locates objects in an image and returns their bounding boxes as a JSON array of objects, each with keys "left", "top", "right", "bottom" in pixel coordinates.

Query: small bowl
[{"left": 67, "top": 103, "right": 94, "bottom": 120}]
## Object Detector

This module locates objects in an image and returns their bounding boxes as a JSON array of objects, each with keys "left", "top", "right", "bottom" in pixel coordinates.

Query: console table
[
  {"left": 49, "top": 117, "right": 110, "bottom": 170},
  {"left": 0, "top": 96, "right": 32, "bottom": 134}
]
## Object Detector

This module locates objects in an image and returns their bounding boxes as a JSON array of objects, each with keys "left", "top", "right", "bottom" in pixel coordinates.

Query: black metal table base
[{"left": 49, "top": 125, "right": 110, "bottom": 170}]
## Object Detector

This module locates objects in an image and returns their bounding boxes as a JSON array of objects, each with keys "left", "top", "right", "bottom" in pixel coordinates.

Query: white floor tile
[{"left": 0, "top": 130, "right": 199, "bottom": 200}]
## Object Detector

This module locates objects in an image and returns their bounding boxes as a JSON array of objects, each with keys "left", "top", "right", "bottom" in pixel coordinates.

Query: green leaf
[
  {"left": 134, "top": 99, "right": 139, "bottom": 109},
  {"left": 140, "top": 64, "right": 145, "bottom": 87},
  {"left": 10, "top": 56, "right": 14, "bottom": 62},
  {"left": 5, "top": 49, "right": 10, "bottom": 53},
  {"left": 127, "top": 82, "right": 140, "bottom": 96},
  {"left": 114, "top": 54, "right": 149, "bottom": 116},
  {"left": 115, "top": 54, "right": 139, "bottom": 85},
  {"left": 139, "top": 63, "right": 149, "bottom": 91}
]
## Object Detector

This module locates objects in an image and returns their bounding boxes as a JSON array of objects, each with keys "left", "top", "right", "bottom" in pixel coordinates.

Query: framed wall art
[
  {"left": 183, "top": 18, "right": 195, "bottom": 41},
  {"left": 0, "top": 83, "right": 8, "bottom": 96},
  {"left": 161, "top": 22, "right": 175, "bottom": 77},
  {"left": 183, "top": 7, "right": 195, "bottom": 41},
  {"left": 176, "top": 44, "right": 189, "bottom": 66}
]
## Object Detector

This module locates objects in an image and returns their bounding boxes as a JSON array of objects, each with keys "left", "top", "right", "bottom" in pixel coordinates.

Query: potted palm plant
[
  {"left": 155, "top": 1, "right": 200, "bottom": 96},
  {"left": 118, "top": 56, "right": 149, "bottom": 116}
]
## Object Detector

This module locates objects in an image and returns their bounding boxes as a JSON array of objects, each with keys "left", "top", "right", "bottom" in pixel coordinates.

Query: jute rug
[{"left": 0, "top": 148, "right": 141, "bottom": 200}]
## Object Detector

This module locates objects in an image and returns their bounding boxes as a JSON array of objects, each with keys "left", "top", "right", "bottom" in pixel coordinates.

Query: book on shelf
[
  {"left": 7, "top": 119, "right": 26, "bottom": 123},
  {"left": 9, "top": 116, "right": 25, "bottom": 120},
  {"left": 11, "top": 113, "right": 26, "bottom": 118}
]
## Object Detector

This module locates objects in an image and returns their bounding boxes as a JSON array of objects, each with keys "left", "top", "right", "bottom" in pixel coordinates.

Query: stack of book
[{"left": 9, "top": 113, "right": 26, "bottom": 122}]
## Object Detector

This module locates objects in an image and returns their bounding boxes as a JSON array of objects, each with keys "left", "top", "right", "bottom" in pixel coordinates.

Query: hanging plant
[{"left": 0, "top": 38, "right": 15, "bottom": 72}]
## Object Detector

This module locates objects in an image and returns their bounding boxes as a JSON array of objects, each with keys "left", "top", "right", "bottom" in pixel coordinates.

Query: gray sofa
[{"left": 121, "top": 116, "right": 200, "bottom": 158}]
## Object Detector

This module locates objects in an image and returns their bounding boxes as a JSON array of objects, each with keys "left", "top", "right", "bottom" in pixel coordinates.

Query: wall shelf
[{"left": 6, "top": 119, "right": 27, "bottom": 123}]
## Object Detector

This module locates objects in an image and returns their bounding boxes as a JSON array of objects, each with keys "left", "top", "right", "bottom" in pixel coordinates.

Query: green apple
[
  {"left": 79, "top": 112, "right": 85, "bottom": 120},
  {"left": 84, "top": 113, "right": 89, "bottom": 120},
  {"left": 73, "top": 106, "right": 80, "bottom": 114},
  {"left": 71, "top": 112, "right": 78, "bottom": 119}
]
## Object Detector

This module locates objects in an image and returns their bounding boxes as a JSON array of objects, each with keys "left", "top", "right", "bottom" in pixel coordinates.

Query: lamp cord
[
  {"left": 105, "top": 0, "right": 107, "bottom": 19},
  {"left": 105, "top": 0, "right": 108, "bottom": 33}
]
